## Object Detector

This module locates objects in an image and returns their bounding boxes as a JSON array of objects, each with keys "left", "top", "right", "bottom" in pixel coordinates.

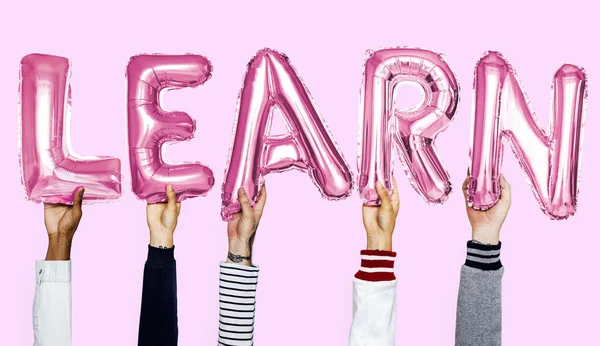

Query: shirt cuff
[
  {"left": 464, "top": 241, "right": 502, "bottom": 271},
  {"left": 220, "top": 261, "right": 260, "bottom": 273},
  {"left": 36, "top": 260, "right": 71, "bottom": 283},
  {"left": 354, "top": 250, "right": 396, "bottom": 282},
  {"left": 146, "top": 245, "right": 175, "bottom": 266}
]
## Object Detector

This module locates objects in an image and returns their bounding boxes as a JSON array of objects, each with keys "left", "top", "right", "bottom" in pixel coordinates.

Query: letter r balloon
[
  {"left": 468, "top": 52, "right": 587, "bottom": 220},
  {"left": 127, "top": 54, "right": 215, "bottom": 203},
  {"left": 358, "top": 48, "right": 459, "bottom": 206},
  {"left": 19, "top": 54, "right": 122, "bottom": 204}
]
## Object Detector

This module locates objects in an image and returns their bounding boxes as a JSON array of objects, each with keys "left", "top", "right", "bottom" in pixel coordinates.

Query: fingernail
[
  {"left": 239, "top": 188, "right": 246, "bottom": 196},
  {"left": 73, "top": 186, "right": 84, "bottom": 196}
]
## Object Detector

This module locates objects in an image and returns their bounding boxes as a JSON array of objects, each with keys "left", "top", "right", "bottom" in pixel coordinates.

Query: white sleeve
[
  {"left": 349, "top": 279, "right": 397, "bottom": 346},
  {"left": 33, "top": 260, "right": 72, "bottom": 346}
]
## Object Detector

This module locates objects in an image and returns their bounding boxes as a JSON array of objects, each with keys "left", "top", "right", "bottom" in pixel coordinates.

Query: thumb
[
  {"left": 72, "top": 186, "right": 85, "bottom": 218},
  {"left": 462, "top": 176, "right": 469, "bottom": 200},
  {"left": 238, "top": 188, "right": 253, "bottom": 219},
  {"left": 376, "top": 181, "right": 392, "bottom": 212},
  {"left": 166, "top": 184, "right": 177, "bottom": 212},
  {"left": 499, "top": 174, "right": 511, "bottom": 202}
]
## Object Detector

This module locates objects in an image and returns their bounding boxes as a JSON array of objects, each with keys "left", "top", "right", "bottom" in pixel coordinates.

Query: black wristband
[{"left": 465, "top": 241, "right": 502, "bottom": 271}]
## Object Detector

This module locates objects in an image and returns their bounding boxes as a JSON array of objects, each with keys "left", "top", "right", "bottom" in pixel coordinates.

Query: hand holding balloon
[
  {"left": 146, "top": 184, "right": 181, "bottom": 249},
  {"left": 226, "top": 186, "right": 267, "bottom": 266},
  {"left": 362, "top": 178, "right": 400, "bottom": 251},
  {"left": 463, "top": 173, "right": 511, "bottom": 245},
  {"left": 44, "top": 187, "right": 85, "bottom": 260}
]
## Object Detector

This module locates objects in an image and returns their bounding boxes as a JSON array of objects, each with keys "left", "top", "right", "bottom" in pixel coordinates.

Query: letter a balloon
[{"left": 221, "top": 48, "right": 353, "bottom": 221}]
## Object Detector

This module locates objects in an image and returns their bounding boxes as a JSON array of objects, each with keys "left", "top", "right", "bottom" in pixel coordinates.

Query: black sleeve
[{"left": 138, "top": 245, "right": 178, "bottom": 346}]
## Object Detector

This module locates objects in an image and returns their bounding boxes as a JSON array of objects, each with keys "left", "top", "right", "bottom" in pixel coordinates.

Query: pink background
[{"left": 1, "top": 0, "right": 598, "bottom": 344}]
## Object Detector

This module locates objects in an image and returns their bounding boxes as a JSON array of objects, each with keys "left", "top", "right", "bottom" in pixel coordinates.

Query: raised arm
[
  {"left": 138, "top": 184, "right": 181, "bottom": 346},
  {"left": 34, "top": 187, "right": 84, "bottom": 346},
  {"left": 218, "top": 186, "right": 267, "bottom": 346},
  {"left": 455, "top": 174, "right": 511, "bottom": 346},
  {"left": 349, "top": 179, "right": 400, "bottom": 346}
]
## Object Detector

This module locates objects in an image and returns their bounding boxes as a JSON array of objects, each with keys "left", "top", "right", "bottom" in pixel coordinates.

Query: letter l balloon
[{"left": 19, "top": 54, "right": 122, "bottom": 204}]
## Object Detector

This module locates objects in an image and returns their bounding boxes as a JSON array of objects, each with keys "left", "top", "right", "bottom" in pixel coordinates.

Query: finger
[
  {"left": 238, "top": 188, "right": 253, "bottom": 218},
  {"left": 376, "top": 181, "right": 392, "bottom": 212},
  {"left": 166, "top": 184, "right": 177, "bottom": 212},
  {"left": 71, "top": 186, "right": 85, "bottom": 218},
  {"left": 390, "top": 177, "right": 400, "bottom": 214},
  {"left": 254, "top": 184, "right": 267, "bottom": 217},
  {"left": 499, "top": 174, "right": 511, "bottom": 201},
  {"left": 499, "top": 174, "right": 510, "bottom": 189},
  {"left": 462, "top": 175, "right": 469, "bottom": 200}
]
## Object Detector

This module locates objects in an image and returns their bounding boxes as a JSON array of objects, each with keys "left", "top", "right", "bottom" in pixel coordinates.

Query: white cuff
[{"left": 36, "top": 260, "right": 71, "bottom": 283}]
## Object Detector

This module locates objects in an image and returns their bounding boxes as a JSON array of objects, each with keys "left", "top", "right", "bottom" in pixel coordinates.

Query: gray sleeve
[{"left": 455, "top": 241, "right": 503, "bottom": 346}]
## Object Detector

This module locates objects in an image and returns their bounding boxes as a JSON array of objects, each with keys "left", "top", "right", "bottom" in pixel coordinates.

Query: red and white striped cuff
[{"left": 354, "top": 250, "right": 396, "bottom": 282}]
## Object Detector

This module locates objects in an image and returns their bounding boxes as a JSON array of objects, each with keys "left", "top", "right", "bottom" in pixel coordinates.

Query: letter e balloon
[{"left": 127, "top": 54, "right": 215, "bottom": 203}]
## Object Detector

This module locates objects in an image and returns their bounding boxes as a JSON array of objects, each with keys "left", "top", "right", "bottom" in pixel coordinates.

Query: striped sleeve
[
  {"left": 464, "top": 241, "right": 502, "bottom": 271},
  {"left": 354, "top": 250, "right": 397, "bottom": 282},
  {"left": 218, "top": 262, "right": 259, "bottom": 346}
]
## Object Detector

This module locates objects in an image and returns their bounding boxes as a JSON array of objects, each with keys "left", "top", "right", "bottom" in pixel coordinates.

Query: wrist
[
  {"left": 227, "top": 239, "right": 253, "bottom": 266},
  {"left": 48, "top": 233, "right": 74, "bottom": 242},
  {"left": 366, "top": 233, "right": 393, "bottom": 251},
  {"left": 228, "top": 238, "right": 252, "bottom": 256},
  {"left": 471, "top": 227, "right": 500, "bottom": 245},
  {"left": 149, "top": 231, "right": 174, "bottom": 248},
  {"left": 226, "top": 252, "right": 252, "bottom": 266},
  {"left": 46, "top": 234, "right": 73, "bottom": 261}
]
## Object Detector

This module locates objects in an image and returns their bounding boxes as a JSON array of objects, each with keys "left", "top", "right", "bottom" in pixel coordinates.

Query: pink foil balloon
[
  {"left": 468, "top": 52, "right": 587, "bottom": 220},
  {"left": 358, "top": 48, "right": 459, "bottom": 206},
  {"left": 221, "top": 48, "right": 353, "bottom": 221},
  {"left": 19, "top": 54, "right": 122, "bottom": 204},
  {"left": 127, "top": 54, "right": 215, "bottom": 203}
]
